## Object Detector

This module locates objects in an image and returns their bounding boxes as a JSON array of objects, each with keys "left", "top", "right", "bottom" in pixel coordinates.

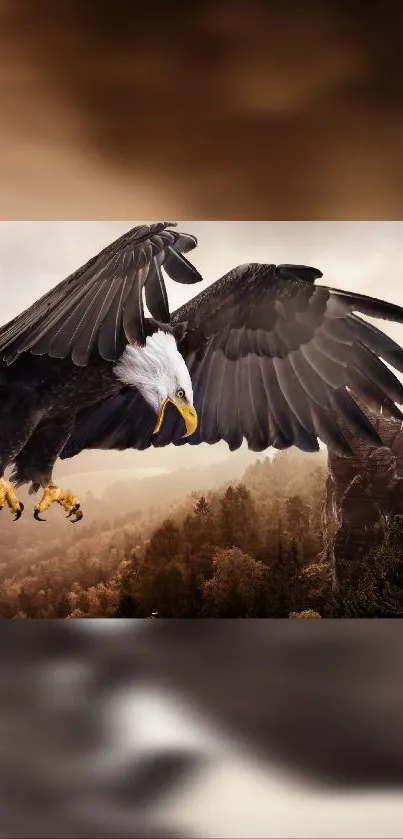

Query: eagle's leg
[
  {"left": 0, "top": 478, "right": 24, "bottom": 520},
  {"left": 0, "top": 399, "right": 39, "bottom": 521},
  {"left": 34, "top": 483, "right": 83, "bottom": 523},
  {"left": 10, "top": 415, "right": 82, "bottom": 523}
]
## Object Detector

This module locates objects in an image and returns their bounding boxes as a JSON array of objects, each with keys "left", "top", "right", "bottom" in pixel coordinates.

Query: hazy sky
[
  {"left": 1, "top": 221, "right": 403, "bottom": 482},
  {"left": 2, "top": 221, "right": 403, "bottom": 322}
]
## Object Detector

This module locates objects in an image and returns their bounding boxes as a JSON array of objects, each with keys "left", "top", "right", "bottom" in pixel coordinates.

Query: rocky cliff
[{"left": 323, "top": 407, "right": 403, "bottom": 596}]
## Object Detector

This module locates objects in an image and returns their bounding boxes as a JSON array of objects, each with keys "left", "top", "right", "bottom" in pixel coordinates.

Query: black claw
[
  {"left": 67, "top": 503, "right": 82, "bottom": 522},
  {"left": 34, "top": 509, "right": 46, "bottom": 522},
  {"left": 13, "top": 504, "right": 24, "bottom": 521},
  {"left": 66, "top": 502, "right": 80, "bottom": 518}
]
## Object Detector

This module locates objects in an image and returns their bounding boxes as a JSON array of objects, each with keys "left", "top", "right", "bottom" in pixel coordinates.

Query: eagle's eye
[{"left": 176, "top": 388, "right": 186, "bottom": 400}]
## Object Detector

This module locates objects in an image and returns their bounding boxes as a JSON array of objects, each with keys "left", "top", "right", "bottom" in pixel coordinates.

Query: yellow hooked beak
[{"left": 153, "top": 398, "right": 198, "bottom": 438}]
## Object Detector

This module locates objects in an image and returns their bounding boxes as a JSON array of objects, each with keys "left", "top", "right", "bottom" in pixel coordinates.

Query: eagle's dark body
[
  {"left": 2, "top": 221, "right": 403, "bottom": 522},
  {"left": 0, "top": 353, "right": 117, "bottom": 417},
  {"left": 0, "top": 353, "right": 120, "bottom": 489}
]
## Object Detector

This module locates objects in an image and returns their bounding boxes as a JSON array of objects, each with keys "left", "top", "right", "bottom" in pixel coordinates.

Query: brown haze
[{"left": 1, "top": 1, "right": 403, "bottom": 219}]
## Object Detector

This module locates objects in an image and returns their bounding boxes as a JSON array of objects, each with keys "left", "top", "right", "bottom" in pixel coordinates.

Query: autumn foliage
[{"left": 0, "top": 448, "right": 339, "bottom": 619}]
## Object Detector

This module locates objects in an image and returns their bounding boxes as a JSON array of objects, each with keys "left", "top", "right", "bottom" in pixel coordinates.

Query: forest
[{"left": 0, "top": 446, "right": 402, "bottom": 619}]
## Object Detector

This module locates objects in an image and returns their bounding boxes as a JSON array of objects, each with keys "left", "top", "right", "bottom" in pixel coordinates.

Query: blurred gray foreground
[{"left": 0, "top": 620, "right": 403, "bottom": 838}]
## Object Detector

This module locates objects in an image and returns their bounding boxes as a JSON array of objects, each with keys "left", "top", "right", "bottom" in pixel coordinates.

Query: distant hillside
[
  {"left": 0, "top": 446, "right": 265, "bottom": 560},
  {"left": 54, "top": 441, "right": 250, "bottom": 481},
  {"left": 0, "top": 445, "right": 328, "bottom": 619},
  {"left": 96, "top": 448, "right": 261, "bottom": 519}
]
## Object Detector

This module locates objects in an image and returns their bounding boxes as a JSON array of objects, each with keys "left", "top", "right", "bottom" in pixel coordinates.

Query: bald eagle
[{"left": 1, "top": 222, "right": 403, "bottom": 523}]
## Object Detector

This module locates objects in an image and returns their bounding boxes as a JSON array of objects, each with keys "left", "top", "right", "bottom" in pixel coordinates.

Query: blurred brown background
[
  {"left": 2, "top": 6, "right": 403, "bottom": 836},
  {"left": 2, "top": 0, "right": 403, "bottom": 219}
]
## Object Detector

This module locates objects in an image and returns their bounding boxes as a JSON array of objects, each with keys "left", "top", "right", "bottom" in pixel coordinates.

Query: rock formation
[{"left": 323, "top": 406, "right": 403, "bottom": 596}]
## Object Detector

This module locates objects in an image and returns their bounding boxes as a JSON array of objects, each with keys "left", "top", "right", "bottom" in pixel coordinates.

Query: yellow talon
[
  {"left": 34, "top": 483, "right": 83, "bottom": 523},
  {"left": 0, "top": 478, "right": 24, "bottom": 520}
]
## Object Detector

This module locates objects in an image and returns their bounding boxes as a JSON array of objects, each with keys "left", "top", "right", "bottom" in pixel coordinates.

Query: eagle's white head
[{"left": 113, "top": 330, "right": 198, "bottom": 438}]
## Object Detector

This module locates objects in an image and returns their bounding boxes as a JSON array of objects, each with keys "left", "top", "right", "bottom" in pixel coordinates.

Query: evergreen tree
[
  {"left": 288, "top": 538, "right": 304, "bottom": 613},
  {"left": 219, "top": 486, "right": 237, "bottom": 547},
  {"left": 115, "top": 591, "right": 138, "bottom": 618},
  {"left": 218, "top": 483, "right": 260, "bottom": 554},
  {"left": 134, "top": 519, "right": 191, "bottom": 617},
  {"left": 285, "top": 495, "right": 309, "bottom": 541},
  {"left": 144, "top": 519, "right": 182, "bottom": 566},
  {"left": 55, "top": 593, "right": 71, "bottom": 619},
  {"left": 266, "top": 536, "right": 288, "bottom": 616},
  {"left": 183, "top": 495, "right": 215, "bottom": 557},
  {"left": 266, "top": 537, "right": 305, "bottom": 617},
  {"left": 300, "top": 562, "right": 334, "bottom": 616},
  {"left": 203, "top": 547, "right": 268, "bottom": 617},
  {"left": 18, "top": 587, "right": 36, "bottom": 619}
]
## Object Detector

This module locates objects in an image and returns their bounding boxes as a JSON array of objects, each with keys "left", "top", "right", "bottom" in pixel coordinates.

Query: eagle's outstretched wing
[
  {"left": 61, "top": 263, "right": 403, "bottom": 459},
  {"left": 0, "top": 222, "right": 201, "bottom": 367}
]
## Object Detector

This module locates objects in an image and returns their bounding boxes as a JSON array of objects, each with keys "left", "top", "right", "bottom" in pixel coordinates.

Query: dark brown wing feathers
[
  {"left": 60, "top": 260, "right": 403, "bottom": 459},
  {"left": 0, "top": 222, "right": 201, "bottom": 366}
]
